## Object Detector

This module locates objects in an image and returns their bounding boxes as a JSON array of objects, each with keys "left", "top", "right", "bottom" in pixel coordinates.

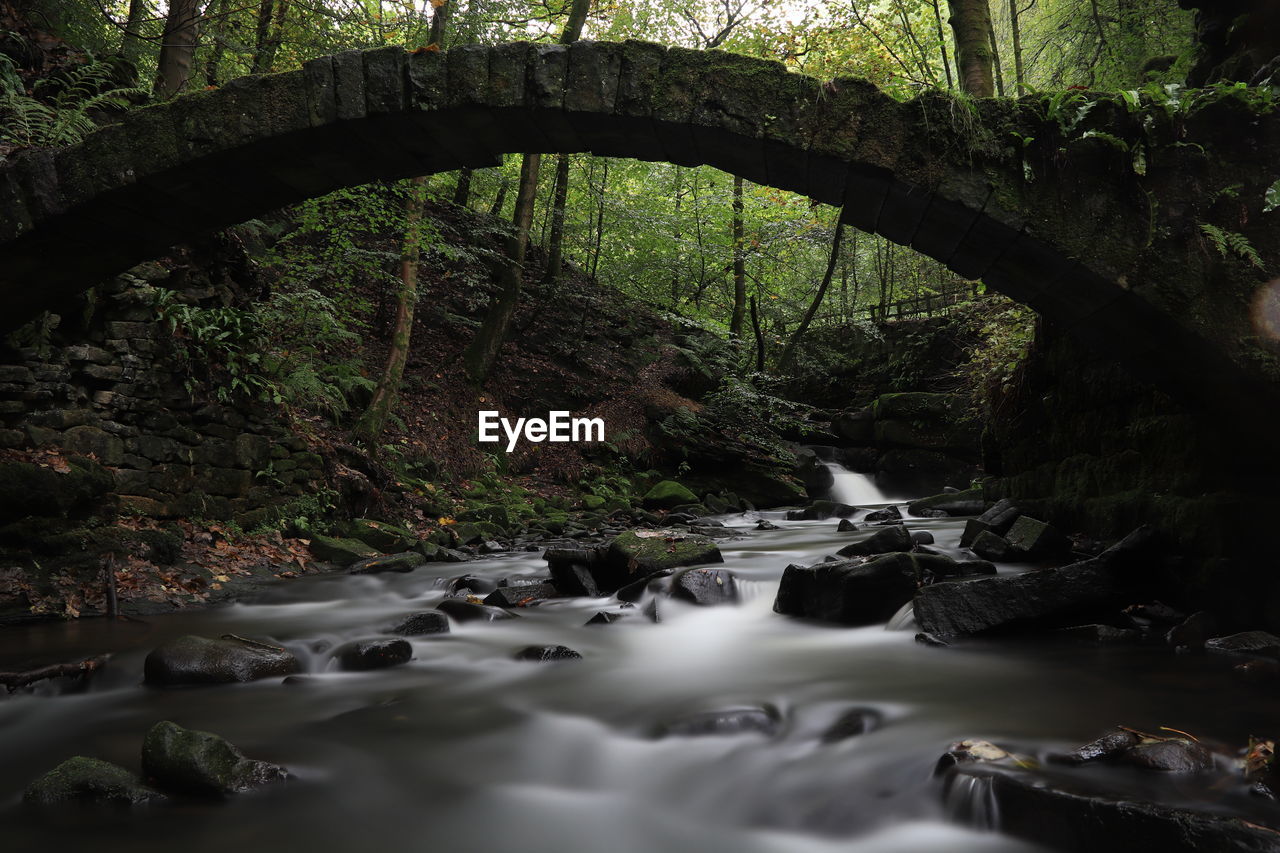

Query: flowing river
[{"left": 3, "top": 472, "right": 1279, "bottom": 852}]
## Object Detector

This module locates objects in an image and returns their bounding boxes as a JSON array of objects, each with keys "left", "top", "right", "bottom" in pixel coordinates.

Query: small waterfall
[
  {"left": 885, "top": 601, "right": 916, "bottom": 631},
  {"left": 824, "top": 462, "right": 896, "bottom": 506},
  {"left": 943, "top": 771, "right": 1001, "bottom": 831}
]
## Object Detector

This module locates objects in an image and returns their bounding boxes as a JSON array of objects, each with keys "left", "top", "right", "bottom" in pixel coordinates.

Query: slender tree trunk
[
  {"left": 354, "top": 176, "right": 429, "bottom": 441},
  {"left": 251, "top": 0, "right": 290, "bottom": 74},
  {"left": 749, "top": 295, "right": 765, "bottom": 371},
  {"left": 1007, "top": 0, "right": 1024, "bottom": 91},
  {"left": 121, "top": 0, "right": 151, "bottom": 64},
  {"left": 729, "top": 175, "right": 747, "bottom": 338},
  {"left": 988, "top": 17, "right": 1005, "bottom": 96},
  {"left": 543, "top": 154, "right": 571, "bottom": 283},
  {"left": 930, "top": 0, "right": 955, "bottom": 89},
  {"left": 452, "top": 168, "right": 473, "bottom": 207},
  {"left": 946, "top": 0, "right": 995, "bottom": 97},
  {"left": 428, "top": 0, "right": 451, "bottom": 46},
  {"left": 202, "top": 0, "right": 231, "bottom": 86},
  {"left": 153, "top": 0, "right": 201, "bottom": 98},
  {"left": 463, "top": 154, "right": 541, "bottom": 382},
  {"left": 591, "top": 159, "right": 607, "bottom": 280},
  {"left": 489, "top": 174, "right": 510, "bottom": 216},
  {"left": 777, "top": 217, "right": 843, "bottom": 372}
]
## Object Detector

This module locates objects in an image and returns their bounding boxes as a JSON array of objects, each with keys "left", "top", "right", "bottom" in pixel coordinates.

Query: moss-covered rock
[
  {"left": 24, "top": 756, "right": 165, "bottom": 806},
  {"left": 597, "top": 529, "right": 723, "bottom": 592},
  {"left": 141, "top": 720, "right": 288, "bottom": 796},
  {"left": 344, "top": 518, "right": 417, "bottom": 552},
  {"left": 907, "top": 487, "right": 987, "bottom": 517},
  {"left": 0, "top": 456, "right": 114, "bottom": 524},
  {"left": 308, "top": 533, "right": 378, "bottom": 566},
  {"left": 642, "top": 480, "right": 698, "bottom": 509}
]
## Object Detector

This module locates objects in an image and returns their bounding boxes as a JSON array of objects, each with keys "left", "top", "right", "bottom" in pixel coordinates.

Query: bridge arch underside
[{"left": 0, "top": 44, "right": 1259, "bottom": 419}]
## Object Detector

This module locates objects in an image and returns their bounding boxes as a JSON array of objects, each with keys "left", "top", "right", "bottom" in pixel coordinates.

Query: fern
[
  {"left": 1200, "top": 223, "right": 1265, "bottom": 271},
  {"left": 0, "top": 56, "right": 146, "bottom": 156}
]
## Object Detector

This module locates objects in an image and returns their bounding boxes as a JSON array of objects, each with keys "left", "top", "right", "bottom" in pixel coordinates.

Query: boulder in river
[
  {"left": 658, "top": 705, "right": 781, "bottom": 738},
  {"left": 913, "top": 559, "right": 1119, "bottom": 638},
  {"left": 1206, "top": 630, "right": 1280, "bottom": 659},
  {"left": 835, "top": 524, "right": 914, "bottom": 557},
  {"left": 970, "top": 530, "right": 1019, "bottom": 562},
  {"left": 1003, "top": 516, "right": 1072, "bottom": 560},
  {"left": 942, "top": 761, "right": 1280, "bottom": 853},
  {"left": 906, "top": 487, "right": 986, "bottom": 518},
  {"left": 306, "top": 533, "right": 378, "bottom": 567},
  {"left": 24, "top": 756, "right": 166, "bottom": 806},
  {"left": 786, "top": 500, "right": 858, "bottom": 520},
  {"left": 1125, "top": 739, "right": 1213, "bottom": 773},
  {"left": 959, "top": 498, "right": 1022, "bottom": 548},
  {"left": 774, "top": 552, "right": 918, "bottom": 626},
  {"left": 141, "top": 721, "right": 287, "bottom": 796},
  {"left": 600, "top": 530, "right": 722, "bottom": 590},
  {"left": 389, "top": 612, "right": 450, "bottom": 637},
  {"left": 669, "top": 567, "right": 739, "bottom": 606},
  {"left": 837, "top": 518, "right": 858, "bottom": 532},
  {"left": 1049, "top": 729, "right": 1141, "bottom": 765},
  {"left": 144, "top": 634, "right": 301, "bottom": 686},
  {"left": 545, "top": 547, "right": 603, "bottom": 597},
  {"left": 820, "top": 707, "right": 882, "bottom": 742},
  {"left": 756, "top": 519, "right": 780, "bottom": 531},
  {"left": 334, "top": 638, "right": 412, "bottom": 671},
  {"left": 436, "top": 599, "right": 520, "bottom": 623},
  {"left": 863, "top": 505, "right": 902, "bottom": 523},
  {"left": 483, "top": 581, "right": 560, "bottom": 608},
  {"left": 514, "top": 645, "right": 583, "bottom": 662}
]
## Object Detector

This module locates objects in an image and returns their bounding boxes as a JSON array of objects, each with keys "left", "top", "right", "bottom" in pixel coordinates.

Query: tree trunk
[
  {"left": 591, "top": 159, "right": 607, "bottom": 280},
  {"left": 930, "top": 0, "right": 955, "bottom": 89},
  {"left": 946, "top": 0, "right": 995, "bottom": 97},
  {"left": 749, "top": 295, "right": 765, "bottom": 371},
  {"left": 153, "top": 0, "right": 201, "bottom": 98},
  {"left": 354, "top": 176, "right": 429, "bottom": 441},
  {"left": 1007, "top": 0, "right": 1024, "bottom": 91},
  {"left": 777, "top": 217, "right": 843, "bottom": 372},
  {"left": 559, "top": 0, "right": 590, "bottom": 43},
  {"left": 121, "top": 0, "right": 151, "bottom": 64},
  {"left": 251, "top": 0, "right": 290, "bottom": 74},
  {"left": 202, "top": 0, "right": 231, "bottom": 86},
  {"left": 489, "top": 173, "right": 510, "bottom": 216},
  {"left": 428, "top": 0, "right": 451, "bottom": 46},
  {"left": 729, "top": 175, "right": 747, "bottom": 338},
  {"left": 987, "top": 17, "right": 1005, "bottom": 96},
  {"left": 543, "top": 153, "right": 571, "bottom": 283},
  {"left": 452, "top": 168, "right": 473, "bottom": 207},
  {"left": 463, "top": 153, "right": 541, "bottom": 382}
]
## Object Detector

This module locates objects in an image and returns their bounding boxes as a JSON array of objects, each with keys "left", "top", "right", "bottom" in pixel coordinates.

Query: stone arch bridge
[{"left": 1, "top": 41, "right": 1278, "bottom": 425}]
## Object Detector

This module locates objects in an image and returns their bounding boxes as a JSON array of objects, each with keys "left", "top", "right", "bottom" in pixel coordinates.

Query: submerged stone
[
  {"left": 141, "top": 720, "right": 287, "bottom": 796},
  {"left": 24, "top": 756, "right": 165, "bottom": 806},
  {"left": 334, "top": 638, "right": 412, "bottom": 671},
  {"left": 669, "top": 567, "right": 739, "bottom": 606},
  {"left": 659, "top": 705, "right": 781, "bottom": 738},
  {"left": 144, "top": 634, "right": 300, "bottom": 686},
  {"left": 513, "top": 645, "right": 582, "bottom": 662}
]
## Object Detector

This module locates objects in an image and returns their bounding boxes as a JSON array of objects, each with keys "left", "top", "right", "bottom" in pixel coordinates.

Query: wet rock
[
  {"left": 616, "top": 569, "right": 673, "bottom": 603},
  {"left": 141, "top": 721, "right": 287, "bottom": 796},
  {"left": 1206, "top": 631, "right": 1280, "bottom": 659},
  {"left": 334, "top": 639, "right": 412, "bottom": 671},
  {"left": 436, "top": 599, "right": 519, "bottom": 623},
  {"left": 1165, "top": 611, "right": 1215, "bottom": 651},
  {"left": 389, "top": 612, "right": 450, "bottom": 636},
  {"left": 483, "top": 581, "right": 559, "bottom": 608},
  {"left": 913, "top": 559, "right": 1118, "bottom": 638},
  {"left": 514, "top": 645, "right": 582, "bottom": 662},
  {"left": 959, "top": 498, "right": 1022, "bottom": 548},
  {"left": 585, "top": 610, "right": 634, "bottom": 626},
  {"left": 835, "top": 524, "right": 914, "bottom": 558},
  {"left": 659, "top": 705, "right": 781, "bottom": 738},
  {"left": 545, "top": 546, "right": 604, "bottom": 597},
  {"left": 446, "top": 573, "right": 497, "bottom": 594},
  {"left": 820, "top": 707, "right": 882, "bottom": 742},
  {"left": 1004, "top": 516, "right": 1072, "bottom": 560},
  {"left": 344, "top": 518, "right": 417, "bottom": 552},
  {"left": 642, "top": 480, "right": 698, "bottom": 509},
  {"left": 144, "top": 635, "right": 300, "bottom": 686},
  {"left": 970, "top": 530, "right": 1018, "bottom": 562},
  {"left": 307, "top": 534, "right": 378, "bottom": 567},
  {"left": 596, "top": 530, "right": 722, "bottom": 592},
  {"left": 912, "top": 531, "right": 935, "bottom": 545},
  {"left": 914, "top": 508, "right": 950, "bottom": 518},
  {"left": 915, "top": 631, "right": 949, "bottom": 647},
  {"left": 347, "top": 551, "right": 423, "bottom": 575},
  {"left": 1050, "top": 729, "right": 1141, "bottom": 765},
  {"left": 669, "top": 568, "right": 739, "bottom": 606},
  {"left": 1054, "top": 624, "right": 1142, "bottom": 644},
  {"left": 755, "top": 519, "right": 780, "bottom": 531},
  {"left": 774, "top": 552, "right": 920, "bottom": 626},
  {"left": 837, "top": 518, "right": 858, "bottom": 532},
  {"left": 24, "top": 756, "right": 165, "bottom": 806},
  {"left": 946, "top": 762, "right": 1280, "bottom": 853},
  {"left": 907, "top": 488, "right": 985, "bottom": 518},
  {"left": 935, "top": 739, "right": 1011, "bottom": 773},
  {"left": 1123, "top": 600, "right": 1185, "bottom": 627},
  {"left": 863, "top": 505, "right": 902, "bottom": 523},
  {"left": 1125, "top": 739, "right": 1214, "bottom": 773},
  {"left": 786, "top": 500, "right": 858, "bottom": 520}
]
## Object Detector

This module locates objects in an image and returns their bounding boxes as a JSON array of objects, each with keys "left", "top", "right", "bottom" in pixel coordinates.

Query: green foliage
[
  {"left": 0, "top": 54, "right": 145, "bottom": 157},
  {"left": 1264, "top": 180, "right": 1280, "bottom": 214},
  {"left": 958, "top": 299, "right": 1037, "bottom": 416},
  {"left": 1199, "top": 224, "right": 1265, "bottom": 271}
]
